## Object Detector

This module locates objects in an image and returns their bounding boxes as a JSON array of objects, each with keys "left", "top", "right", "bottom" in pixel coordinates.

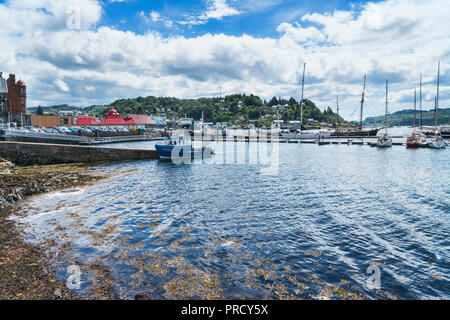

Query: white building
[{"left": 0, "top": 72, "right": 8, "bottom": 124}]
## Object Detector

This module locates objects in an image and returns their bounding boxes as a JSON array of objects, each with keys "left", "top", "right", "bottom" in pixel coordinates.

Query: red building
[
  {"left": 6, "top": 74, "right": 27, "bottom": 125},
  {"left": 77, "top": 116, "right": 101, "bottom": 125},
  {"left": 99, "top": 109, "right": 156, "bottom": 128}
]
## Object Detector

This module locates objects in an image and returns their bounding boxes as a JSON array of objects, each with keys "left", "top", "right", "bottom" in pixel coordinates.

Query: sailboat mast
[
  {"left": 413, "top": 89, "right": 417, "bottom": 129},
  {"left": 360, "top": 74, "right": 366, "bottom": 130},
  {"left": 385, "top": 79, "right": 389, "bottom": 127},
  {"left": 300, "top": 63, "right": 306, "bottom": 129},
  {"left": 435, "top": 61, "right": 440, "bottom": 128},
  {"left": 434, "top": 96, "right": 438, "bottom": 128},
  {"left": 336, "top": 95, "right": 340, "bottom": 128},
  {"left": 419, "top": 73, "right": 423, "bottom": 129}
]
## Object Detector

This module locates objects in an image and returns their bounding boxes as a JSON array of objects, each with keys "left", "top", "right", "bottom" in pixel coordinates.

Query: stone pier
[{"left": 0, "top": 141, "right": 158, "bottom": 166}]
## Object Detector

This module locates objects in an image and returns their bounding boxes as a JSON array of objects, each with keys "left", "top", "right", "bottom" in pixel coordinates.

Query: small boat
[
  {"left": 427, "top": 62, "right": 446, "bottom": 149},
  {"left": 406, "top": 89, "right": 426, "bottom": 148},
  {"left": 155, "top": 136, "right": 214, "bottom": 161},
  {"left": 406, "top": 132, "right": 425, "bottom": 148},
  {"left": 427, "top": 135, "right": 447, "bottom": 149},
  {"left": 377, "top": 132, "right": 392, "bottom": 147},
  {"left": 376, "top": 80, "right": 392, "bottom": 148},
  {"left": 282, "top": 63, "right": 331, "bottom": 141}
]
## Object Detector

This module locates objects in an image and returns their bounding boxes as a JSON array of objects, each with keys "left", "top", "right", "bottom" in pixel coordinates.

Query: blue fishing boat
[{"left": 155, "top": 136, "right": 214, "bottom": 161}]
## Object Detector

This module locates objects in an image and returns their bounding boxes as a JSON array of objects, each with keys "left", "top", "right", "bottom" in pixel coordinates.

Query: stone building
[
  {"left": 6, "top": 74, "right": 27, "bottom": 125},
  {"left": 0, "top": 72, "right": 8, "bottom": 124}
]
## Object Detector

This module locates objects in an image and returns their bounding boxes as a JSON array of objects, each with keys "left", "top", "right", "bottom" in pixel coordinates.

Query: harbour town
[
  {"left": 0, "top": 0, "right": 449, "bottom": 304},
  {"left": 1, "top": 62, "right": 449, "bottom": 300}
]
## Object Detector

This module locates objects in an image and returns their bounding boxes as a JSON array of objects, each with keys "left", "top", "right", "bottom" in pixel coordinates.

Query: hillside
[
  {"left": 364, "top": 108, "right": 450, "bottom": 126},
  {"left": 28, "top": 104, "right": 106, "bottom": 116},
  {"left": 29, "top": 94, "right": 344, "bottom": 127}
]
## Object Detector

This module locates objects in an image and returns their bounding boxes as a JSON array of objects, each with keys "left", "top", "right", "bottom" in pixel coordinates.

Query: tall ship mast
[
  {"left": 376, "top": 79, "right": 393, "bottom": 147},
  {"left": 435, "top": 61, "right": 440, "bottom": 128},
  {"left": 300, "top": 63, "right": 306, "bottom": 130},
  {"left": 385, "top": 79, "right": 389, "bottom": 127},
  {"left": 413, "top": 89, "right": 417, "bottom": 129},
  {"left": 336, "top": 95, "right": 340, "bottom": 129},
  {"left": 360, "top": 74, "right": 366, "bottom": 131},
  {"left": 280, "top": 62, "right": 331, "bottom": 140},
  {"left": 331, "top": 74, "right": 379, "bottom": 137},
  {"left": 419, "top": 73, "right": 423, "bottom": 129},
  {"left": 427, "top": 61, "right": 447, "bottom": 148}
]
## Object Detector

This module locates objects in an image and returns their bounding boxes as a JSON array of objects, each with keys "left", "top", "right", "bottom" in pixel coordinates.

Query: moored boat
[
  {"left": 427, "top": 62, "right": 446, "bottom": 149},
  {"left": 377, "top": 132, "right": 392, "bottom": 147},
  {"left": 406, "top": 132, "right": 425, "bottom": 148},
  {"left": 376, "top": 80, "right": 392, "bottom": 148},
  {"left": 155, "top": 136, "right": 214, "bottom": 161},
  {"left": 281, "top": 63, "right": 332, "bottom": 140},
  {"left": 427, "top": 135, "right": 447, "bottom": 149}
]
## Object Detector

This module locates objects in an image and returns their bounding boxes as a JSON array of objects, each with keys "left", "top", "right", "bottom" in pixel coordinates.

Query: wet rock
[
  {"left": 0, "top": 195, "right": 9, "bottom": 210},
  {"left": 0, "top": 159, "right": 14, "bottom": 170},
  {"left": 54, "top": 289, "right": 62, "bottom": 299}
]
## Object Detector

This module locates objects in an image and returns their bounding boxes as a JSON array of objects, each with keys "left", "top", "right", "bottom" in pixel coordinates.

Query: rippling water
[{"left": 11, "top": 141, "right": 450, "bottom": 300}]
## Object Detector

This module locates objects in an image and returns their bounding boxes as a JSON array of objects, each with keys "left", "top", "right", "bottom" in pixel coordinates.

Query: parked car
[{"left": 57, "top": 127, "right": 71, "bottom": 133}]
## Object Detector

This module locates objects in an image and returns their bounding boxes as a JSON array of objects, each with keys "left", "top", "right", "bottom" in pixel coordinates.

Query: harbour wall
[{"left": 0, "top": 141, "right": 158, "bottom": 166}]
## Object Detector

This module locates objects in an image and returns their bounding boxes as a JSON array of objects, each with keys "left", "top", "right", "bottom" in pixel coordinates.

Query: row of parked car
[{"left": 20, "top": 126, "right": 134, "bottom": 134}]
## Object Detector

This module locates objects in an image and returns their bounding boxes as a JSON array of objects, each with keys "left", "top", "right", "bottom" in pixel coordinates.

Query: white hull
[
  {"left": 376, "top": 139, "right": 392, "bottom": 147},
  {"left": 427, "top": 140, "right": 447, "bottom": 149}
]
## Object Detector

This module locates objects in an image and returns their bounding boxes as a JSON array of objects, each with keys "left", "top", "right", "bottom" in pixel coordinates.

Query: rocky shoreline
[{"left": 0, "top": 158, "right": 103, "bottom": 300}]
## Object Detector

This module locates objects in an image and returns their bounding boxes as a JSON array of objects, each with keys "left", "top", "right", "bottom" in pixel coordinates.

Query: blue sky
[
  {"left": 102, "top": 0, "right": 372, "bottom": 38},
  {"left": 0, "top": 0, "right": 447, "bottom": 119}
]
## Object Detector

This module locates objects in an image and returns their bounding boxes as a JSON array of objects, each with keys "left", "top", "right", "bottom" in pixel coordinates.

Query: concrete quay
[{"left": 0, "top": 141, "right": 159, "bottom": 166}]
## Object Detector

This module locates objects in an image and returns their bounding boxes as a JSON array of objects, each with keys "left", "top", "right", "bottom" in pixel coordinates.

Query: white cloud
[
  {"left": 150, "top": 11, "right": 161, "bottom": 23},
  {"left": 181, "top": 0, "right": 241, "bottom": 25},
  {"left": 0, "top": 0, "right": 449, "bottom": 120},
  {"left": 200, "top": 0, "right": 241, "bottom": 20},
  {"left": 276, "top": 22, "right": 325, "bottom": 43},
  {"left": 53, "top": 79, "right": 70, "bottom": 92},
  {"left": 140, "top": 10, "right": 174, "bottom": 28}
]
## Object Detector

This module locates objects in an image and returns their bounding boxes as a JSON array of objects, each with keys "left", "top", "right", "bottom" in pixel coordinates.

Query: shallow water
[{"left": 12, "top": 141, "right": 450, "bottom": 300}]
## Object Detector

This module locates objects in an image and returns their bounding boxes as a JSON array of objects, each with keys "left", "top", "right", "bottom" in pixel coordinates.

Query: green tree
[{"left": 36, "top": 105, "right": 44, "bottom": 115}]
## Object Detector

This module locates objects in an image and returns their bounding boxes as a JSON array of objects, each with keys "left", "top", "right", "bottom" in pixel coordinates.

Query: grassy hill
[
  {"left": 364, "top": 108, "right": 450, "bottom": 126},
  {"left": 29, "top": 94, "right": 344, "bottom": 127},
  {"left": 28, "top": 104, "right": 106, "bottom": 116}
]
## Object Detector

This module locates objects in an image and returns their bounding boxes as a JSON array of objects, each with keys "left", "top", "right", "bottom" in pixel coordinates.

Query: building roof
[
  {"left": 100, "top": 117, "right": 136, "bottom": 125},
  {"left": 128, "top": 114, "right": 156, "bottom": 125},
  {"left": 106, "top": 109, "right": 120, "bottom": 118},
  {"left": 78, "top": 116, "right": 101, "bottom": 125}
]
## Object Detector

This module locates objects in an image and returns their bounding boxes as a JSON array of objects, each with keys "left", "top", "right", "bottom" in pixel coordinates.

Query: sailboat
[
  {"left": 427, "top": 62, "right": 447, "bottom": 149},
  {"left": 377, "top": 79, "right": 393, "bottom": 147},
  {"left": 331, "top": 74, "right": 380, "bottom": 137},
  {"left": 281, "top": 63, "right": 330, "bottom": 140},
  {"left": 406, "top": 89, "right": 425, "bottom": 148}
]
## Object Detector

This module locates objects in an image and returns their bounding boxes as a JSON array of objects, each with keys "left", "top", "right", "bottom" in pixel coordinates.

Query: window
[{"left": 60, "top": 117, "right": 69, "bottom": 125}]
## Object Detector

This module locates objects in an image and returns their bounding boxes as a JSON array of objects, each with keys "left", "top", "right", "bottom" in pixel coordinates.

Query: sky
[{"left": 0, "top": 0, "right": 448, "bottom": 120}]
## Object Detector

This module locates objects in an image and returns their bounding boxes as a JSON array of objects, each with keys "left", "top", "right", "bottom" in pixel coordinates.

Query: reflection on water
[{"left": 11, "top": 142, "right": 450, "bottom": 300}]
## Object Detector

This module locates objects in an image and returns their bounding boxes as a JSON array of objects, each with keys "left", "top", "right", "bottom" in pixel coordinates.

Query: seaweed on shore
[{"left": 0, "top": 160, "right": 103, "bottom": 300}]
